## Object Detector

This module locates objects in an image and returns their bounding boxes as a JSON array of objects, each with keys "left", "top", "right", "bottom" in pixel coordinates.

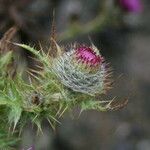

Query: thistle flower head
[{"left": 52, "top": 44, "right": 110, "bottom": 96}]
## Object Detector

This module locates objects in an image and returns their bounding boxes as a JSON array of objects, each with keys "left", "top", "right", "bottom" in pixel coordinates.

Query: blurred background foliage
[{"left": 0, "top": 0, "right": 150, "bottom": 149}]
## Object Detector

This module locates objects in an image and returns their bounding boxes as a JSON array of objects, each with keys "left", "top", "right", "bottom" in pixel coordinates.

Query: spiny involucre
[{"left": 52, "top": 43, "right": 112, "bottom": 96}]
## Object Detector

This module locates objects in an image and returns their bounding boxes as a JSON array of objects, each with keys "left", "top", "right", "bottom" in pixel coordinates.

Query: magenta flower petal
[
  {"left": 119, "top": 0, "right": 143, "bottom": 13},
  {"left": 75, "top": 46, "right": 103, "bottom": 67}
]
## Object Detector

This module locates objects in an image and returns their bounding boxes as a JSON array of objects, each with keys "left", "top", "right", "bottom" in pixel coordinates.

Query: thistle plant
[{"left": 0, "top": 26, "right": 128, "bottom": 149}]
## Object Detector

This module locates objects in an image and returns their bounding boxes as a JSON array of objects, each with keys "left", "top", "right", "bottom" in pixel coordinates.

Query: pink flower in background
[
  {"left": 119, "top": 0, "right": 143, "bottom": 13},
  {"left": 27, "top": 146, "right": 34, "bottom": 150}
]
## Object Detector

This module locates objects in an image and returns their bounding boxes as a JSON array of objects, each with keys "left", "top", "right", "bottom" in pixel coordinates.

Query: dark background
[{"left": 0, "top": 0, "right": 150, "bottom": 149}]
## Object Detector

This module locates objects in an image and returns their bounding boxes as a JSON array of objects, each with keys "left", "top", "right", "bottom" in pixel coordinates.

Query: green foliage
[
  {"left": 0, "top": 129, "right": 20, "bottom": 150},
  {"left": 0, "top": 51, "right": 12, "bottom": 69}
]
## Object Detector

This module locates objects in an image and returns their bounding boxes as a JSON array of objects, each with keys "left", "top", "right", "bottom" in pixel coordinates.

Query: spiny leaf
[
  {"left": 8, "top": 106, "right": 22, "bottom": 132},
  {"left": 13, "top": 43, "right": 40, "bottom": 57},
  {"left": 0, "top": 80, "right": 23, "bottom": 130},
  {"left": 108, "top": 99, "right": 129, "bottom": 111},
  {"left": 13, "top": 43, "right": 50, "bottom": 66},
  {"left": 0, "top": 51, "right": 13, "bottom": 69},
  {"left": 0, "top": 129, "right": 19, "bottom": 149},
  {"left": 80, "top": 100, "right": 109, "bottom": 112},
  {"left": 31, "top": 114, "right": 43, "bottom": 134}
]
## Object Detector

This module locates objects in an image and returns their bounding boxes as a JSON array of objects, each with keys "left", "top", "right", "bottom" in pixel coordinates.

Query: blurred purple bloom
[
  {"left": 119, "top": 0, "right": 143, "bottom": 13},
  {"left": 27, "top": 146, "right": 34, "bottom": 150}
]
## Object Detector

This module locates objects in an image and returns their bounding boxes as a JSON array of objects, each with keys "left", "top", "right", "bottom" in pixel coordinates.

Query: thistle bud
[{"left": 52, "top": 44, "right": 110, "bottom": 96}]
